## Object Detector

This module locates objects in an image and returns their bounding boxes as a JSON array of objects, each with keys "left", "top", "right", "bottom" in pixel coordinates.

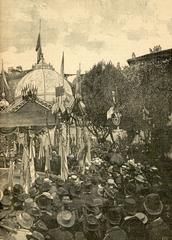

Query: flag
[
  {"left": 55, "top": 86, "right": 65, "bottom": 97},
  {"left": 29, "top": 133, "right": 36, "bottom": 184},
  {"left": 20, "top": 145, "right": 30, "bottom": 193},
  {"left": 1, "top": 60, "right": 10, "bottom": 90},
  {"left": 59, "top": 123, "right": 69, "bottom": 181},
  {"left": 60, "top": 52, "right": 64, "bottom": 79},
  {"left": 35, "top": 33, "right": 43, "bottom": 63},
  {"left": 8, "top": 160, "right": 14, "bottom": 191}
]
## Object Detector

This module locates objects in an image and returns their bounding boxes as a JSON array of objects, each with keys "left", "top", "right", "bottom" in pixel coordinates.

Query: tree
[
  {"left": 81, "top": 61, "right": 126, "bottom": 141},
  {"left": 123, "top": 59, "right": 172, "bottom": 130}
]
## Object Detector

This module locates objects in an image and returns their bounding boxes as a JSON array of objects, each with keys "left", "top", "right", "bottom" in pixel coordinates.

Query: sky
[{"left": 0, "top": 0, "right": 172, "bottom": 74}]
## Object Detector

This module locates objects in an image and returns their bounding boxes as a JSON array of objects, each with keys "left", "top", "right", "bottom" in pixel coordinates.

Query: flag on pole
[
  {"left": 59, "top": 123, "right": 69, "bottom": 181},
  {"left": 29, "top": 132, "right": 36, "bottom": 184},
  {"left": 35, "top": 33, "right": 43, "bottom": 64},
  {"left": 1, "top": 60, "right": 10, "bottom": 90},
  {"left": 20, "top": 145, "right": 30, "bottom": 193},
  {"left": 8, "top": 160, "right": 14, "bottom": 191},
  {"left": 60, "top": 52, "right": 64, "bottom": 80}
]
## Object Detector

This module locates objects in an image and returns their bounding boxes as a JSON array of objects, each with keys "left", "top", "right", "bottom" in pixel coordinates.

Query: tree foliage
[
  {"left": 81, "top": 61, "right": 126, "bottom": 139},
  {"left": 81, "top": 58, "right": 172, "bottom": 141}
]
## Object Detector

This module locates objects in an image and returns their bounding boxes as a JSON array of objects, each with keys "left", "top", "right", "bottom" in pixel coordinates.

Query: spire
[{"left": 36, "top": 20, "right": 44, "bottom": 64}]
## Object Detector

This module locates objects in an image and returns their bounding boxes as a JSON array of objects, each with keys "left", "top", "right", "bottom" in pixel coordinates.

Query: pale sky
[{"left": 0, "top": 0, "right": 172, "bottom": 73}]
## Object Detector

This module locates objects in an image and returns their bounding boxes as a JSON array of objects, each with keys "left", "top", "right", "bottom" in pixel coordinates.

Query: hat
[
  {"left": 36, "top": 194, "right": 52, "bottom": 210},
  {"left": 34, "top": 220, "right": 48, "bottom": 232},
  {"left": 0, "top": 189, "right": 3, "bottom": 201},
  {"left": 0, "top": 210, "right": 10, "bottom": 220},
  {"left": 30, "top": 231, "right": 45, "bottom": 240},
  {"left": 135, "top": 175, "right": 146, "bottom": 183},
  {"left": 106, "top": 207, "right": 122, "bottom": 225},
  {"left": 104, "top": 187, "right": 118, "bottom": 199},
  {"left": 57, "top": 187, "right": 69, "bottom": 197},
  {"left": 35, "top": 177, "right": 44, "bottom": 186},
  {"left": 16, "top": 212, "right": 33, "bottom": 229},
  {"left": 135, "top": 212, "right": 148, "bottom": 224},
  {"left": 84, "top": 214, "right": 99, "bottom": 231},
  {"left": 29, "top": 187, "right": 39, "bottom": 198},
  {"left": 42, "top": 180, "right": 52, "bottom": 192},
  {"left": 107, "top": 227, "right": 127, "bottom": 240},
  {"left": 56, "top": 179, "right": 65, "bottom": 187},
  {"left": 57, "top": 210, "right": 75, "bottom": 228},
  {"left": 0, "top": 218, "right": 17, "bottom": 233},
  {"left": 24, "top": 198, "right": 36, "bottom": 209},
  {"left": 143, "top": 193, "right": 163, "bottom": 216},
  {"left": 41, "top": 192, "right": 53, "bottom": 200},
  {"left": 69, "top": 184, "right": 81, "bottom": 197},
  {"left": 1, "top": 195, "right": 12, "bottom": 207},
  {"left": 97, "top": 185, "right": 104, "bottom": 197},
  {"left": 124, "top": 197, "right": 137, "bottom": 215},
  {"left": 62, "top": 196, "right": 72, "bottom": 205},
  {"left": 125, "top": 182, "right": 136, "bottom": 196},
  {"left": 26, "top": 207, "right": 42, "bottom": 218},
  {"left": 49, "top": 185, "right": 58, "bottom": 195},
  {"left": 13, "top": 184, "right": 23, "bottom": 196}
]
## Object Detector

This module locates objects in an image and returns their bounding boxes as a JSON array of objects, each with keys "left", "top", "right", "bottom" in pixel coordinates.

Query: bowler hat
[
  {"left": 34, "top": 220, "right": 48, "bottom": 232},
  {"left": 106, "top": 207, "right": 122, "bottom": 225},
  {"left": 124, "top": 197, "right": 137, "bottom": 215},
  {"left": 13, "top": 184, "right": 23, "bottom": 196},
  {"left": 143, "top": 193, "right": 163, "bottom": 215},
  {"left": 84, "top": 214, "right": 99, "bottom": 232}
]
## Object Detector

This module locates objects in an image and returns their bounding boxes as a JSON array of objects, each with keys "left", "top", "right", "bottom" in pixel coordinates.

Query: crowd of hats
[{"left": 0, "top": 156, "right": 172, "bottom": 240}]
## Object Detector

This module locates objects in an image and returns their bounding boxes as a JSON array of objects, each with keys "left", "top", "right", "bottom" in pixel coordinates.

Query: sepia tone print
[{"left": 0, "top": 0, "right": 172, "bottom": 239}]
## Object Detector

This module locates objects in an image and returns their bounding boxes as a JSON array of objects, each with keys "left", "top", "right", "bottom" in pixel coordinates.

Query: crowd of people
[{"left": 0, "top": 147, "right": 172, "bottom": 240}]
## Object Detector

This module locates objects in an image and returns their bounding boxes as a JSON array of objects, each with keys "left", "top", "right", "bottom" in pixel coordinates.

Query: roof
[
  {"left": 15, "top": 62, "right": 73, "bottom": 102},
  {"left": 2, "top": 97, "right": 52, "bottom": 113},
  {"left": 0, "top": 97, "right": 55, "bottom": 127},
  {"left": 127, "top": 48, "right": 172, "bottom": 65}
]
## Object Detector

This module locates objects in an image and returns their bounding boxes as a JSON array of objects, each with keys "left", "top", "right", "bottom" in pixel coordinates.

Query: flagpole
[{"left": 1, "top": 59, "right": 5, "bottom": 93}]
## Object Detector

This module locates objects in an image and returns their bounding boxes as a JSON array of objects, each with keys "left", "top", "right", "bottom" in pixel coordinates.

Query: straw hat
[
  {"left": 0, "top": 218, "right": 17, "bottom": 233},
  {"left": 57, "top": 210, "right": 75, "bottom": 228},
  {"left": 143, "top": 193, "right": 163, "bottom": 216},
  {"left": 16, "top": 212, "right": 33, "bottom": 229},
  {"left": 135, "top": 175, "right": 146, "bottom": 183},
  {"left": 1, "top": 195, "right": 12, "bottom": 207},
  {"left": 135, "top": 212, "right": 148, "bottom": 224},
  {"left": 24, "top": 198, "right": 36, "bottom": 209},
  {"left": 27, "top": 231, "right": 45, "bottom": 240}
]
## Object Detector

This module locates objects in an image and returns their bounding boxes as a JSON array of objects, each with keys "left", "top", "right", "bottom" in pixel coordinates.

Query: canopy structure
[{"left": 0, "top": 95, "right": 55, "bottom": 128}]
